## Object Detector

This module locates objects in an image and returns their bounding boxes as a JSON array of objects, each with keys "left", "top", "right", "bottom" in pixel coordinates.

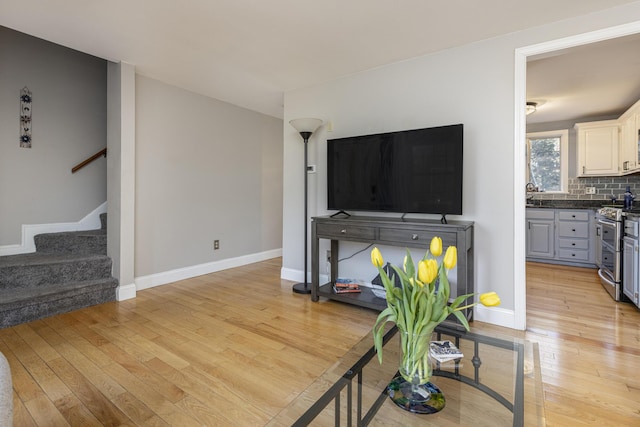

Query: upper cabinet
[
  {"left": 619, "top": 100, "right": 640, "bottom": 174},
  {"left": 576, "top": 99, "right": 640, "bottom": 177},
  {"left": 576, "top": 120, "right": 619, "bottom": 176}
]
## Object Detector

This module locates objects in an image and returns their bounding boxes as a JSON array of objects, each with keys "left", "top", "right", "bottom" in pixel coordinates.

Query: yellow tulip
[
  {"left": 479, "top": 292, "right": 501, "bottom": 307},
  {"left": 430, "top": 236, "right": 442, "bottom": 257},
  {"left": 418, "top": 259, "right": 438, "bottom": 284},
  {"left": 443, "top": 246, "right": 457, "bottom": 269},
  {"left": 371, "top": 247, "right": 384, "bottom": 267}
]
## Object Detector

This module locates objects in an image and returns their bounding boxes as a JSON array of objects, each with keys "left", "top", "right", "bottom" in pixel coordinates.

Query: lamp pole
[{"left": 289, "top": 118, "right": 323, "bottom": 294}]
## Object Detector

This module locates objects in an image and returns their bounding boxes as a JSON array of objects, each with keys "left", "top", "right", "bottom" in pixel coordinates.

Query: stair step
[
  {"left": 34, "top": 230, "right": 106, "bottom": 255},
  {"left": 0, "top": 253, "right": 112, "bottom": 289},
  {"left": 0, "top": 278, "right": 118, "bottom": 328}
]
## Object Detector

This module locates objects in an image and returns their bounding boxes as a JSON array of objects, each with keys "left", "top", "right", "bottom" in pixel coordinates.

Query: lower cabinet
[
  {"left": 526, "top": 211, "right": 555, "bottom": 259},
  {"left": 526, "top": 208, "right": 596, "bottom": 267}
]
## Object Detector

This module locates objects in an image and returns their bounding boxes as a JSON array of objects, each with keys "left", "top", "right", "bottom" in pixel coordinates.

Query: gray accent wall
[
  {"left": 0, "top": 27, "right": 107, "bottom": 246},
  {"left": 135, "top": 75, "right": 283, "bottom": 277}
]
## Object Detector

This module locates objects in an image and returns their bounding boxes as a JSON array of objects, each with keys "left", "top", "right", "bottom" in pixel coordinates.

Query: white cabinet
[
  {"left": 619, "top": 101, "right": 640, "bottom": 174},
  {"left": 576, "top": 120, "right": 620, "bottom": 177}
]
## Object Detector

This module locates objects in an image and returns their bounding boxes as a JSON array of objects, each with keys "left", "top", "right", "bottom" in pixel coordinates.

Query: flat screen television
[{"left": 327, "top": 124, "right": 463, "bottom": 217}]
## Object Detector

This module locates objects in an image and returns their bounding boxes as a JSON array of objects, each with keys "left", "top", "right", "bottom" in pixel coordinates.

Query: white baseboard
[
  {"left": 280, "top": 267, "right": 329, "bottom": 285},
  {"left": 135, "top": 248, "right": 283, "bottom": 291},
  {"left": 116, "top": 283, "right": 137, "bottom": 301},
  {"left": 0, "top": 202, "right": 107, "bottom": 256},
  {"left": 473, "top": 305, "right": 519, "bottom": 330}
]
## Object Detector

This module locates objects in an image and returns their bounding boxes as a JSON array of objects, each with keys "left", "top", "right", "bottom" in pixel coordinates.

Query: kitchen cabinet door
[
  {"left": 576, "top": 121, "right": 620, "bottom": 176},
  {"left": 622, "top": 237, "right": 639, "bottom": 307},
  {"left": 527, "top": 219, "right": 555, "bottom": 259},
  {"left": 620, "top": 116, "right": 637, "bottom": 173}
]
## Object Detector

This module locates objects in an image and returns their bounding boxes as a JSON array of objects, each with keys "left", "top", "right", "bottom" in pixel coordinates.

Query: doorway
[{"left": 514, "top": 21, "right": 640, "bottom": 330}]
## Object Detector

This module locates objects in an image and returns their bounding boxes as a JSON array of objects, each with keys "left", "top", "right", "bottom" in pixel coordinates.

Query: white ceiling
[
  {"left": 527, "top": 33, "right": 640, "bottom": 124},
  {"left": 2, "top": 0, "right": 639, "bottom": 119}
]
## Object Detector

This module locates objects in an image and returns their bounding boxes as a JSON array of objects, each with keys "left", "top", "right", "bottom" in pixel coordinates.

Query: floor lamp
[{"left": 290, "top": 118, "right": 323, "bottom": 294}]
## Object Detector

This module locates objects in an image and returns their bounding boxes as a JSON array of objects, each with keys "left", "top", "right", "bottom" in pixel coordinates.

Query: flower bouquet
[{"left": 370, "top": 236, "right": 500, "bottom": 413}]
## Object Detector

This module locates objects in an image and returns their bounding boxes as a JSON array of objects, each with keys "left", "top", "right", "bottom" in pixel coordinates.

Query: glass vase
[{"left": 387, "top": 328, "right": 445, "bottom": 414}]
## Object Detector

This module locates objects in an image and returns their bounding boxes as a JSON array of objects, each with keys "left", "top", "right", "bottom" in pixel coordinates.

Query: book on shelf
[
  {"left": 430, "top": 340, "right": 463, "bottom": 362},
  {"left": 333, "top": 285, "right": 361, "bottom": 294},
  {"left": 334, "top": 278, "right": 361, "bottom": 289}
]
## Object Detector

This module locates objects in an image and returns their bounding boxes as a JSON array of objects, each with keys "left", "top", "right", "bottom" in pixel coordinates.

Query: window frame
[{"left": 526, "top": 129, "right": 569, "bottom": 193}]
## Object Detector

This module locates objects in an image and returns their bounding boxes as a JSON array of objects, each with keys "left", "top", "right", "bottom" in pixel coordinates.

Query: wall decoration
[{"left": 20, "top": 87, "right": 32, "bottom": 148}]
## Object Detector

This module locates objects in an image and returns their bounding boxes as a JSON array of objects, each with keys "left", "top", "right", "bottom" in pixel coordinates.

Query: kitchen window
[{"left": 526, "top": 129, "right": 569, "bottom": 193}]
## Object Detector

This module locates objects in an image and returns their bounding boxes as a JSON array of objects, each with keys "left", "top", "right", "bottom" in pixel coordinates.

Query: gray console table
[{"left": 310, "top": 215, "right": 475, "bottom": 320}]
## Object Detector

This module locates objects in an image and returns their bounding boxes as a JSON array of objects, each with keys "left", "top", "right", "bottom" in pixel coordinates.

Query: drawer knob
[
  {"left": 341, "top": 229, "right": 347, "bottom": 234},
  {"left": 572, "top": 243, "right": 576, "bottom": 246},
  {"left": 572, "top": 229, "right": 576, "bottom": 232},
  {"left": 411, "top": 234, "right": 419, "bottom": 240},
  {"left": 572, "top": 215, "right": 576, "bottom": 218}
]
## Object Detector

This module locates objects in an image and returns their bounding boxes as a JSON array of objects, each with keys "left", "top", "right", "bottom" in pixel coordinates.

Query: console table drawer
[
  {"left": 378, "top": 228, "right": 456, "bottom": 247},
  {"left": 315, "top": 223, "right": 376, "bottom": 240}
]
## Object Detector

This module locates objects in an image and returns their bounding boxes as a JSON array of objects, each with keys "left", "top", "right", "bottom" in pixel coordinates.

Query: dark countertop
[{"left": 525, "top": 200, "right": 605, "bottom": 210}]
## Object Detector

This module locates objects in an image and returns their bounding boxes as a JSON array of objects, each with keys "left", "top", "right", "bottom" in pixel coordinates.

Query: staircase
[{"left": 0, "top": 213, "right": 118, "bottom": 328}]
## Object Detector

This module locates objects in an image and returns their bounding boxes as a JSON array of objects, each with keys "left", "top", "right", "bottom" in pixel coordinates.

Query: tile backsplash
[{"left": 528, "top": 176, "right": 640, "bottom": 201}]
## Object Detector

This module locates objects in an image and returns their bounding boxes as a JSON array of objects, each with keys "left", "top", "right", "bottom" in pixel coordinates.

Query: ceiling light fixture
[{"left": 526, "top": 102, "right": 538, "bottom": 115}]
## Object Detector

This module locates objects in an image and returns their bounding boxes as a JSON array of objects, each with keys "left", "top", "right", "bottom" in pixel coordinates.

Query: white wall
[
  {"left": 135, "top": 75, "right": 283, "bottom": 278},
  {"left": 0, "top": 27, "right": 107, "bottom": 246},
  {"left": 282, "top": 3, "right": 640, "bottom": 329}
]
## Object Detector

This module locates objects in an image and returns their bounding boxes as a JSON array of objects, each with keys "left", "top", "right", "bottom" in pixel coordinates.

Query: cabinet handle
[
  {"left": 411, "top": 234, "right": 418, "bottom": 240},
  {"left": 340, "top": 229, "right": 347, "bottom": 234},
  {"left": 583, "top": 166, "right": 586, "bottom": 175}
]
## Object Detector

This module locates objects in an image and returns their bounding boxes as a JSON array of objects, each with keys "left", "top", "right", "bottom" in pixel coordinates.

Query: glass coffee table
[{"left": 268, "top": 324, "right": 545, "bottom": 426}]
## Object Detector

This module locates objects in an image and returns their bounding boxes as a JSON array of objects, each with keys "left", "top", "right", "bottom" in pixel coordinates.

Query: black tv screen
[{"left": 327, "top": 124, "right": 463, "bottom": 215}]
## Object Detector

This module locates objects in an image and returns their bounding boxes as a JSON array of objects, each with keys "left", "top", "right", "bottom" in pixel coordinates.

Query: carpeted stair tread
[
  {"left": 0, "top": 252, "right": 107, "bottom": 267},
  {"left": 0, "top": 278, "right": 118, "bottom": 305},
  {"left": 0, "top": 253, "right": 112, "bottom": 290},
  {"left": 34, "top": 230, "right": 106, "bottom": 255},
  {"left": 0, "top": 278, "right": 117, "bottom": 328}
]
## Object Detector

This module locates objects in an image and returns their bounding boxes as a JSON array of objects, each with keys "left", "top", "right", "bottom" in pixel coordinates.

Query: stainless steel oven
[{"left": 596, "top": 207, "right": 623, "bottom": 301}]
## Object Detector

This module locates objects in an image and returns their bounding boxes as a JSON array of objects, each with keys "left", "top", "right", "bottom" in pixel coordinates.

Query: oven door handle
[
  {"left": 598, "top": 268, "right": 616, "bottom": 286},
  {"left": 597, "top": 218, "right": 616, "bottom": 227}
]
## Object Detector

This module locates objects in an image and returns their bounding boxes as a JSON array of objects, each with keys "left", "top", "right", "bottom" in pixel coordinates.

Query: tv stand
[{"left": 311, "top": 215, "right": 474, "bottom": 321}]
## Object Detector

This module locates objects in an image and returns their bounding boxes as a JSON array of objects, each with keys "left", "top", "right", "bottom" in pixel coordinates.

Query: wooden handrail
[{"left": 72, "top": 148, "right": 107, "bottom": 173}]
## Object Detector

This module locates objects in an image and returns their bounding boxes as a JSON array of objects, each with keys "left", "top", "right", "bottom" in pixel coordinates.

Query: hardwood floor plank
[
  {"left": 45, "top": 356, "right": 130, "bottom": 426},
  {"left": 12, "top": 390, "right": 38, "bottom": 427},
  {"left": 23, "top": 394, "right": 70, "bottom": 427}
]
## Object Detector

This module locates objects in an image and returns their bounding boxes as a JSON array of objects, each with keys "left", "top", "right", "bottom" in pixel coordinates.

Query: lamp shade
[{"left": 290, "top": 118, "right": 323, "bottom": 134}]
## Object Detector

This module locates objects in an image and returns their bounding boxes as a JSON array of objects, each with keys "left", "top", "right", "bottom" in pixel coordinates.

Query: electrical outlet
[
  {"left": 586, "top": 187, "right": 596, "bottom": 195},
  {"left": 214, "top": 240, "right": 220, "bottom": 250}
]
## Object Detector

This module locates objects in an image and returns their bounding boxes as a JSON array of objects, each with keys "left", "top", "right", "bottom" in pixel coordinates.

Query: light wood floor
[{"left": 2, "top": 259, "right": 640, "bottom": 426}]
